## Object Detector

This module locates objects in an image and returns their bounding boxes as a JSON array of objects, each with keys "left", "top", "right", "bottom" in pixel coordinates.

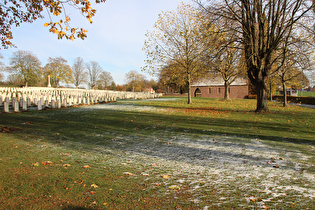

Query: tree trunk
[
  {"left": 283, "top": 82, "right": 287, "bottom": 107},
  {"left": 255, "top": 79, "right": 269, "bottom": 112},
  {"left": 187, "top": 73, "right": 192, "bottom": 104},
  {"left": 269, "top": 81, "right": 273, "bottom": 101},
  {"left": 224, "top": 80, "right": 229, "bottom": 100}
]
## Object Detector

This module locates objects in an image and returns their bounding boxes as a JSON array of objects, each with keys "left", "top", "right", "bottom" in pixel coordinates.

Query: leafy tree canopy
[
  {"left": 9, "top": 50, "right": 42, "bottom": 86},
  {"left": 43, "top": 56, "right": 73, "bottom": 87}
]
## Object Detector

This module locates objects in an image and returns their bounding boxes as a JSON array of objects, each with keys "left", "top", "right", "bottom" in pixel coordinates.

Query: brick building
[{"left": 191, "top": 77, "right": 249, "bottom": 99}]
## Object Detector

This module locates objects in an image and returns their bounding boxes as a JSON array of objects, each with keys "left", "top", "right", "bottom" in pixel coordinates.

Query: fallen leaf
[
  {"left": 123, "top": 172, "right": 134, "bottom": 176},
  {"left": 91, "top": 184, "right": 99, "bottom": 188},
  {"left": 82, "top": 165, "right": 91, "bottom": 168},
  {"left": 63, "top": 164, "right": 71, "bottom": 167},
  {"left": 89, "top": 201, "right": 97, "bottom": 206},
  {"left": 169, "top": 185, "right": 181, "bottom": 190},
  {"left": 161, "top": 175, "right": 170, "bottom": 179},
  {"left": 32, "top": 162, "right": 39, "bottom": 166},
  {"left": 42, "top": 161, "right": 52, "bottom": 166},
  {"left": 141, "top": 173, "right": 149, "bottom": 176},
  {"left": 90, "top": 191, "right": 97, "bottom": 195}
]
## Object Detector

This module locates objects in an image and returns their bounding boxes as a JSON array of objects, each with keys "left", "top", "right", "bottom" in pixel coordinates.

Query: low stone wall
[{"left": 0, "top": 87, "right": 162, "bottom": 113}]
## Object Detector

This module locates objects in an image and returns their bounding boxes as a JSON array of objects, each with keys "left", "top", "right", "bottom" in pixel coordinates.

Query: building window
[
  {"left": 209, "top": 88, "right": 211, "bottom": 94},
  {"left": 218, "top": 88, "right": 221, "bottom": 93}
]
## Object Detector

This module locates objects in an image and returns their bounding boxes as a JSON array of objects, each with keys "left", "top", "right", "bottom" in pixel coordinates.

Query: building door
[{"left": 194, "top": 88, "right": 201, "bottom": 97}]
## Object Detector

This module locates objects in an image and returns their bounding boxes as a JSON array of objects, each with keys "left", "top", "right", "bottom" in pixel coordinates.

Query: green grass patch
[
  {"left": 298, "top": 92, "right": 315, "bottom": 97},
  {"left": 0, "top": 97, "right": 314, "bottom": 209}
]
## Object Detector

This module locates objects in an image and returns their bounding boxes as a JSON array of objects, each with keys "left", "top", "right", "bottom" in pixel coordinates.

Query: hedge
[{"left": 272, "top": 95, "right": 315, "bottom": 105}]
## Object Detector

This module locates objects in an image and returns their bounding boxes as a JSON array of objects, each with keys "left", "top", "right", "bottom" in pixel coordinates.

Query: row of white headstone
[{"left": 0, "top": 87, "right": 162, "bottom": 113}]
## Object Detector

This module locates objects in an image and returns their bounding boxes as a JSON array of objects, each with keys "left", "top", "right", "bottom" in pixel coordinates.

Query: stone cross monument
[{"left": 48, "top": 75, "right": 51, "bottom": 87}]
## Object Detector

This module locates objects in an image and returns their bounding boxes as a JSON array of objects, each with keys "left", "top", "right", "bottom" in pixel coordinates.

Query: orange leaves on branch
[{"left": 41, "top": 0, "right": 104, "bottom": 43}]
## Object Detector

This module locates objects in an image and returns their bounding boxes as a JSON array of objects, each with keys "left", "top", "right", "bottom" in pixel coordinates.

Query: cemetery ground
[{"left": 0, "top": 97, "right": 314, "bottom": 209}]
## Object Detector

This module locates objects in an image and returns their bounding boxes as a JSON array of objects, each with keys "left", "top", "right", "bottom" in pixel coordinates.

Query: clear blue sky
[{"left": 1, "top": 0, "right": 192, "bottom": 86}]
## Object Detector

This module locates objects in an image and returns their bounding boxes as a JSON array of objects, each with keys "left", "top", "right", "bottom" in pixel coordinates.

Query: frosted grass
[{"left": 60, "top": 102, "right": 315, "bottom": 208}]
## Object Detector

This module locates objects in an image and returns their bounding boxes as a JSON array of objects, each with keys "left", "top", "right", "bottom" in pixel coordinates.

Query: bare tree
[
  {"left": 197, "top": 0, "right": 315, "bottom": 112},
  {"left": 276, "top": 42, "right": 312, "bottom": 106},
  {"left": 86, "top": 61, "right": 103, "bottom": 89},
  {"left": 98, "top": 71, "right": 114, "bottom": 90},
  {"left": 72, "top": 57, "right": 88, "bottom": 88},
  {"left": 125, "top": 70, "right": 146, "bottom": 92},
  {"left": 143, "top": 3, "right": 212, "bottom": 104},
  {"left": 0, "top": 53, "right": 4, "bottom": 82},
  {"left": 203, "top": 21, "right": 246, "bottom": 100}
]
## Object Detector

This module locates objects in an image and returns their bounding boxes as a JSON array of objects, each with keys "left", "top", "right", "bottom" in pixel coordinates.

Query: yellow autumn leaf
[
  {"left": 53, "top": 11, "right": 60, "bottom": 16},
  {"left": 161, "top": 175, "right": 170, "bottom": 179},
  {"left": 59, "top": 31, "right": 66, "bottom": 36},
  {"left": 69, "top": 35, "right": 75, "bottom": 41},
  {"left": 44, "top": 23, "right": 49, "bottom": 27},
  {"left": 169, "top": 185, "right": 180, "bottom": 190},
  {"left": 65, "top": 16, "right": 71, "bottom": 22},
  {"left": 63, "top": 164, "right": 71, "bottom": 167},
  {"left": 32, "top": 162, "right": 39, "bottom": 166},
  {"left": 91, "top": 184, "right": 99, "bottom": 188},
  {"left": 50, "top": 28, "right": 59, "bottom": 34}
]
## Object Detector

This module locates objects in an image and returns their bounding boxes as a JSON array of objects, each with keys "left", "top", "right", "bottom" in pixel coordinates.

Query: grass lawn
[{"left": 0, "top": 97, "right": 314, "bottom": 209}]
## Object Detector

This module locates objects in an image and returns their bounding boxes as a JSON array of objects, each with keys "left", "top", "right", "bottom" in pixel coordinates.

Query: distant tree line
[{"left": 0, "top": 51, "right": 160, "bottom": 93}]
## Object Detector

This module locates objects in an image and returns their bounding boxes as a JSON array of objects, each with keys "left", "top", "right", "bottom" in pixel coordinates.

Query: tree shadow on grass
[
  {"left": 62, "top": 206, "right": 91, "bottom": 210},
  {"left": 0, "top": 105, "right": 314, "bottom": 172}
]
